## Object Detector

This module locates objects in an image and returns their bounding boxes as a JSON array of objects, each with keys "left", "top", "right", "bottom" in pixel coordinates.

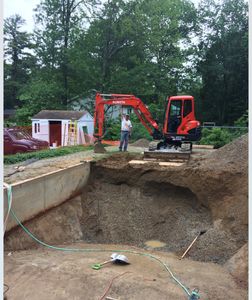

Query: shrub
[
  {"left": 103, "top": 118, "right": 121, "bottom": 140},
  {"left": 4, "top": 145, "right": 93, "bottom": 165},
  {"left": 200, "top": 128, "right": 233, "bottom": 148}
]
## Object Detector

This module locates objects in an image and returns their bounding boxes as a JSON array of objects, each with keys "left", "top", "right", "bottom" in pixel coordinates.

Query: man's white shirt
[{"left": 121, "top": 119, "right": 132, "bottom": 131}]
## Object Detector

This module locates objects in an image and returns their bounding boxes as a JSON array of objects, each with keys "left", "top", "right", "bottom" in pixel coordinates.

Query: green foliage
[
  {"left": 103, "top": 118, "right": 121, "bottom": 140},
  {"left": 16, "top": 77, "right": 65, "bottom": 125},
  {"left": 3, "top": 0, "right": 248, "bottom": 134},
  {"left": 4, "top": 145, "right": 93, "bottom": 165},
  {"left": 199, "top": 109, "right": 247, "bottom": 150},
  {"left": 197, "top": 0, "right": 248, "bottom": 125},
  {"left": 4, "top": 14, "right": 34, "bottom": 109},
  {"left": 234, "top": 110, "right": 248, "bottom": 127},
  {"left": 130, "top": 115, "right": 152, "bottom": 142},
  {"left": 200, "top": 128, "right": 233, "bottom": 148},
  {"left": 102, "top": 114, "right": 152, "bottom": 142}
]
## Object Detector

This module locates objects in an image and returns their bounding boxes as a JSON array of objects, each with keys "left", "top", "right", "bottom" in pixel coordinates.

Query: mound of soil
[
  {"left": 131, "top": 138, "right": 150, "bottom": 147},
  {"left": 192, "top": 134, "right": 248, "bottom": 173},
  {"left": 225, "top": 243, "right": 248, "bottom": 288},
  {"left": 94, "top": 142, "right": 107, "bottom": 153}
]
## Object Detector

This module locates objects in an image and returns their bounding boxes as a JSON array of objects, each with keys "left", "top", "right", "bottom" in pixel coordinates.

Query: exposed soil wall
[
  {"left": 80, "top": 180, "right": 212, "bottom": 256},
  {"left": 5, "top": 196, "right": 84, "bottom": 250}
]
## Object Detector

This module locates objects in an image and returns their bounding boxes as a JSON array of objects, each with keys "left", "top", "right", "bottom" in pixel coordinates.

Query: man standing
[{"left": 119, "top": 114, "right": 132, "bottom": 152}]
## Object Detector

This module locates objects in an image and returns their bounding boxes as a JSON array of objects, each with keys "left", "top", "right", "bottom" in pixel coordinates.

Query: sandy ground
[{"left": 4, "top": 243, "right": 247, "bottom": 300}]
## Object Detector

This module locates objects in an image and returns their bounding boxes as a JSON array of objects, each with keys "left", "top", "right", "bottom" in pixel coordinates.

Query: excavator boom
[{"left": 94, "top": 93, "right": 162, "bottom": 139}]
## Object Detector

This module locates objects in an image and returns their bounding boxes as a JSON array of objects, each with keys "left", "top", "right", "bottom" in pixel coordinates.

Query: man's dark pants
[{"left": 119, "top": 130, "right": 130, "bottom": 151}]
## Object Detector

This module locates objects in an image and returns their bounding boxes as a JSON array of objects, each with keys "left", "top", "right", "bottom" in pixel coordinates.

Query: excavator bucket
[{"left": 94, "top": 140, "right": 107, "bottom": 153}]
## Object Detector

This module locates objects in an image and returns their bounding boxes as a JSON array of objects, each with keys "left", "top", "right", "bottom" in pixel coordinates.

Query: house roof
[{"left": 31, "top": 110, "right": 88, "bottom": 120}]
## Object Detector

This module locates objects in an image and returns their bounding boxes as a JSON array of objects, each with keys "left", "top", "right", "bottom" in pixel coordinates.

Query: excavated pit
[
  {"left": 4, "top": 135, "right": 248, "bottom": 266},
  {"left": 5, "top": 146, "right": 247, "bottom": 267},
  {"left": 81, "top": 176, "right": 212, "bottom": 256}
]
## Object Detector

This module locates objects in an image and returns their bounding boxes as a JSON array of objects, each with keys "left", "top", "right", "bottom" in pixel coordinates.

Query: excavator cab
[{"left": 163, "top": 95, "right": 201, "bottom": 144}]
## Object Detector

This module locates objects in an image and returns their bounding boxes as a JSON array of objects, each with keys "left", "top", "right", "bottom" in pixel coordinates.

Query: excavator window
[
  {"left": 170, "top": 100, "right": 182, "bottom": 116},
  {"left": 168, "top": 100, "right": 182, "bottom": 133},
  {"left": 183, "top": 100, "right": 192, "bottom": 117}
]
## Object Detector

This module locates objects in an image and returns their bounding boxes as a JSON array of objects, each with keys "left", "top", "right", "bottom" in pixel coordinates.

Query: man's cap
[{"left": 126, "top": 114, "right": 130, "bottom": 116}]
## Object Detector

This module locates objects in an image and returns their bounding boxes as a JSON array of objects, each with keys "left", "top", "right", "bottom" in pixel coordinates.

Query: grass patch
[{"left": 4, "top": 145, "right": 94, "bottom": 165}]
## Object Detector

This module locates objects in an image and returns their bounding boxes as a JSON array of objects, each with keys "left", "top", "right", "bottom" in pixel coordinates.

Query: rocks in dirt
[
  {"left": 225, "top": 243, "right": 248, "bottom": 288},
  {"left": 131, "top": 138, "right": 150, "bottom": 147}
]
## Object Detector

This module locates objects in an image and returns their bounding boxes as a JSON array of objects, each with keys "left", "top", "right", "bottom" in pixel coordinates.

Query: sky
[
  {"left": 4, "top": 0, "right": 41, "bottom": 32},
  {"left": 4, "top": 0, "right": 201, "bottom": 32}
]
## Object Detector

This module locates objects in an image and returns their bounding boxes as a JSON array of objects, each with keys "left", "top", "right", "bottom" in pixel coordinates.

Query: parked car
[{"left": 4, "top": 128, "right": 49, "bottom": 155}]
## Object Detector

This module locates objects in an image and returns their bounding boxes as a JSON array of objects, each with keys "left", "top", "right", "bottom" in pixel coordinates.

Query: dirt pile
[
  {"left": 225, "top": 243, "right": 248, "bottom": 288},
  {"left": 191, "top": 134, "right": 248, "bottom": 173},
  {"left": 94, "top": 142, "right": 107, "bottom": 153},
  {"left": 131, "top": 138, "right": 150, "bottom": 147}
]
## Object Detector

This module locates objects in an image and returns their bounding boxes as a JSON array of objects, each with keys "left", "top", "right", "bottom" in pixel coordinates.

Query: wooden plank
[
  {"left": 143, "top": 150, "right": 190, "bottom": 161},
  {"left": 193, "top": 144, "right": 214, "bottom": 149},
  {"left": 159, "top": 162, "right": 184, "bottom": 167},
  {"left": 129, "top": 160, "right": 149, "bottom": 165},
  {"left": 128, "top": 160, "right": 185, "bottom": 167}
]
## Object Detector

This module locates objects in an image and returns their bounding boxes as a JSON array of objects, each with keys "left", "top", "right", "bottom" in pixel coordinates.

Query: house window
[{"left": 34, "top": 123, "right": 40, "bottom": 133}]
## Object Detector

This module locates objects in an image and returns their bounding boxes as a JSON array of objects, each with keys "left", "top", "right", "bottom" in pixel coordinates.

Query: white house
[{"left": 31, "top": 110, "right": 94, "bottom": 147}]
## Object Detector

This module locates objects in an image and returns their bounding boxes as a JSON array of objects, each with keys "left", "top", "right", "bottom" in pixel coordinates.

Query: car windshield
[{"left": 9, "top": 131, "right": 28, "bottom": 140}]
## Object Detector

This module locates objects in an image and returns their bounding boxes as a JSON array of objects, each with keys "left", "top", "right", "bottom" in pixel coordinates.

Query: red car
[{"left": 4, "top": 128, "right": 49, "bottom": 155}]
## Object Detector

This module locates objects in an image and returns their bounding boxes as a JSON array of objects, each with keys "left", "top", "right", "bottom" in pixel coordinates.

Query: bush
[
  {"left": 103, "top": 118, "right": 121, "bottom": 140},
  {"left": 4, "top": 145, "right": 93, "bottom": 165},
  {"left": 200, "top": 128, "right": 233, "bottom": 148}
]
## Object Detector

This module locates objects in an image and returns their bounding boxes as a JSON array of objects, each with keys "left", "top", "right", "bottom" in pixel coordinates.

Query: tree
[
  {"left": 33, "top": 0, "right": 99, "bottom": 106},
  {"left": 197, "top": 0, "right": 248, "bottom": 125},
  {"left": 76, "top": 0, "right": 198, "bottom": 113},
  {"left": 4, "top": 14, "right": 34, "bottom": 108}
]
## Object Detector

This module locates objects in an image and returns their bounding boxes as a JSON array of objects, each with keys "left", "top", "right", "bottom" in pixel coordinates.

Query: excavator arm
[{"left": 94, "top": 93, "right": 162, "bottom": 140}]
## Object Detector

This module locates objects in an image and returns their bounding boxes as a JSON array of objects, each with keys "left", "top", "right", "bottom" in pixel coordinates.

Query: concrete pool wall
[{"left": 4, "top": 162, "right": 91, "bottom": 232}]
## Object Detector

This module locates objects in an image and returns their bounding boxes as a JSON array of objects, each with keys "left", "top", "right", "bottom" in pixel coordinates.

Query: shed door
[{"left": 49, "top": 121, "right": 62, "bottom": 146}]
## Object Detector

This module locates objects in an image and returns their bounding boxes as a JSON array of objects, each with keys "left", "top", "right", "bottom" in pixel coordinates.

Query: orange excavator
[{"left": 93, "top": 93, "right": 201, "bottom": 156}]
